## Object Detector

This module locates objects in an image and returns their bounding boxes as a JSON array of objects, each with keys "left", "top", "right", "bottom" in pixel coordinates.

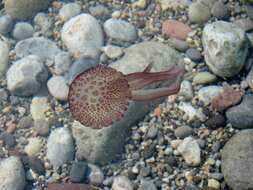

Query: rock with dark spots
[
  {"left": 205, "top": 114, "right": 226, "bottom": 129},
  {"left": 226, "top": 95, "right": 253, "bottom": 129},
  {"left": 7, "top": 55, "right": 48, "bottom": 96},
  {"left": 28, "top": 157, "right": 45, "bottom": 175},
  {"left": 222, "top": 129, "right": 253, "bottom": 190},
  {"left": 72, "top": 42, "right": 183, "bottom": 165},
  {"left": 5, "top": 0, "right": 51, "bottom": 20},
  {"left": 70, "top": 161, "right": 88, "bottom": 183}
]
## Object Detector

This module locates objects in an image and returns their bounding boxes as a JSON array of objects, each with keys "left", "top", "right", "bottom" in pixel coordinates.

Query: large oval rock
[
  {"left": 47, "top": 127, "right": 75, "bottom": 169},
  {"left": 0, "top": 157, "right": 25, "bottom": 190},
  {"left": 15, "top": 37, "right": 61, "bottom": 61},
  {"left": 0, "top": 37, "right": 10, "bottom": 78},
  {"left": 222, "top": 129, "right": 253, "bottom": 190},
  {"left": 202, "top": 21, "right": 249, "bottom": 78},
  {"left": 7, "top": 55, "right": 48, "bottom": 96},
  {"left": 5, "top": 0, "right": 51, "bottom": 20},
  {"left": 61, "top": 14, "right": 104, "bottom": 59},
  {"left": 72, "top": 41, "right": 183, "bottom": 165},
  {"left": 226, "top": 94, "right": 253, "bottom": 129}
]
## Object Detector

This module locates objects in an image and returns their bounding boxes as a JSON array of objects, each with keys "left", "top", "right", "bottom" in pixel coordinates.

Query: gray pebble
[
  {"left": 186, "top": 48, "right": 202, "bottom": 62},
  {"left": 59, "top": 3, "right": 81, "bottom": 21},
  {"left": 34, "top": 119, "right": 50, "bottom": 136},
  {"left": 0, "top": 132, "right": 16, "bottom": 148},
  {"left": 175, "top": 126, "right": 193, "bottom": 139},
  {"left": 47, "top": 76, "right": 69, "bottom": 101},
  {"left": 89, "top": 5, "right": 110, "bottom": 20},
  {"left": 0, "top": 15, "right": 13, "bottom": 35},
  {"left": 18, "top": 116, "right": 33, "bottom": 128},
  {"left": 87, "top": 164, "right": 104, "bottom": 186},
  {"left": 112, "top": 176, "right": 134, "bottom": 190},
  {"left": 70, "top": 161, "right": 88, "bottom": 183},
  {"left": 188, "top": 2, "right": 211, "bottom": 24},
  {"left": 147, "top": 126, "right": 158, "bottom": 139},
  {"left": 28, "top": 157, "right": 45, "bottom": 175},
  {"left": 211, "top": 1, "right": 229, "bottom": 20},
  {"left": 13, "top": 22, "right": 34, "bottom": 40},
  {"left": 54, "top": 52, "right": 72, "bottom": 75}
]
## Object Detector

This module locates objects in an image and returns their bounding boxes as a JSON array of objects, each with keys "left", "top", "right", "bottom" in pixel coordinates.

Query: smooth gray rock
[
  {"left": 47, "top": 127, "right": 75, "bottom": 169},
  {"left": 175, "top": 126, "right": 193, "bottom": 139},
  {"left": 226, "top": 95, "right": 253, "bottom": 129},
  {"left": 0, "top": 157, "right": 25, "bottom": 190},
  {"left": 47, "top": 76, "right": 69, "bottom": 101},
  {"left": 104, "top": 18, "right": 137, "bottom": 43},
  {"left": 211, "top": 1, "right": 230, "bottom": 20},
  {"left": 15, "top": 37, "right": 61, "bottom": 61},
  {"left": 112, "top": 176, "right": 134, "bottom": 190},
  {"left": 0, "top": 15, "right": 14, "bottom": 35},
  {"left": 87, "top": 164, "right": 104, "bottom": 186},
  {"left": 202, "top": 21, "right": 249, "bottom": 78},
  {"left": 7, "top": 55, "right": 48, "bottom": 96},
  {"left": 5, "top": 0, "right": 51, "bottom": 20},
  {"left": 54, "top": 52, "right": 72, "bottom": 75},
  {"left": 61, "top": 14, "right": 104, "bottom": 59},
  {"left": 188, "top": 2, "right": 211, "bottom": 24},
  {"left": 71, "top": 41, "right": 183, "bottom": 165},
  {"left": 13, "top": 22, "right": 34, "bottom": 40},
  {"left": 70, "top": 161, "right": 88, "bottom": 183},
  {"left": 222, "top": 129, "right": 253, "bottom": 190},
  {"left": 59, "top": 3, "right": 81, "bottom": 21},
  {"left": 34, "top": 13, "right": 53, "bottom": 36},
  {"left": 0, "top": 37, "right": 10, "bottom": 78},
  {"left": 89, "top": 5, "right": 110, "bottom": 20}
]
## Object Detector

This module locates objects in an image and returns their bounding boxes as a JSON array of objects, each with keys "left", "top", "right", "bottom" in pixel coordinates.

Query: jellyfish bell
[{"left": 68, "top": 63, "right": 184, "bottom": 129}]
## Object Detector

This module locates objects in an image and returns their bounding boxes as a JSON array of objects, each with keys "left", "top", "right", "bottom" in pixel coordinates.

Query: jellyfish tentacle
[
  {"left": 131, "top": 78, "right": 182, "bottom": 101},
  {"left": 128, "top": 66, "right": 184, "bottom": 90}
]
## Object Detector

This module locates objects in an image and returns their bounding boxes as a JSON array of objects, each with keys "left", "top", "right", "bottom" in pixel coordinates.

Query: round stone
[
  {"left": 188, "top": 2, "right": 211, "bottom": 24},
  {"left": 174, "top": 126, "right": 193, "bottom": 139},
  {"left": 47, "top": 76, "right": 69, "bottom": 101},
  {"left": 211, "top": 1, "right": 230, "bottom": 20},
  {"left": 59, "top": 3, "right": 81, "bottom": 21},
  {"left": 112, "top": 176, "right": 134, "bottom": 190},
  {"left": 13, "top": 22, "right": 34, "bottom": 40},
  {"left": 186, "top": 48, "right": 202, "bottom": 62},
  {"left": 0, "top": 15, "right": 14, "bottom": 35}
]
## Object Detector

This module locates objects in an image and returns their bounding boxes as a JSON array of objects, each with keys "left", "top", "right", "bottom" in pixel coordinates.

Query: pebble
[
  {"left": 47, "top": 76, "right": 69, "bottom": 101},
  {"left": 211, "top": 1, "right": 229, "bottom": 20},
  {"left": 186, "top": 48, "right": 202, "bottom": 62},
  {"left": 0, "top": 157, "right": 25, "bottom": 190},
  {"left": 59, "top": 3, "right": 81, "bottom": 21},
  {"left": 15, "top": 37, "right": 61, "bottom": 61},
  {"left": 28, "top": 157, "right": 45, "bottom": 175},
  {"left": 12, "top": 22, "right": 34, "bottom": 41},
  {"left": 205, "top": 114, "right": 226, "bottom": 129},
  {"left": 70, "top": 161, "right": 88, "bottom": 183},
  {"left": 5, "top": 0, "right": 50, "bottom": 20},
  {"left": 34, "top": 119, "right": 50, "bottom": 136},
  {"left": 89, "top": 5, "right": 110, "bottom": 20},
  {"left": 0, "top": 38, "right": 10, "bottom": 78},
  {"left": 61, "top": 14, "right": 104, "bottom": 59},
  {"left": 0, "top": 132, "right": 16, "bottom": 148},
  {"left": 139, "top": 180, "right": 157, "bottom": 190},
  {"left": 168, "top": 38, "right": 189, "bottom": 52},
  {"left": 162, "top": 20, "right": 192, "bottom": 40},
  {"left": 202, "top": 21, "right": 249, "bottom": 78},
  {"left": 0, "top": 15, "right": 14, "bottom": 35},
  {"left": 54, "top": 52, "right": 72, "bottom": 75},
  {"left": 188, "top": 2, "right": 211, "bottom": 24},
  {"left": 30, "top": 96, "right": 49, "bottom": 121},
  {"left": 104, "top": 18, "right": 137, "bottom": 43},
  {"left": 193, "top": 72, "right": 217, "bottom": 85},
  {"left": 112, "top": 176, "right": 134, "bottom": 190},
  {"left": 178, "top": 102, "right": 206, "bottom": 121},
  {"left": 47, "top": 128, "right": 75, "bottom": 169},
  {"left": 24, "top": 137, "right": 42, "bottom": 157},
  {"left": 18, "top": 116, "right": 33, "bottom": 128},
  {"left": 198, "top": 86, "right": 223, "bottom": 106},
  {"left": 7, "top": 55, "right": 48, "bottom": 96},
  {"left": 208, "top": 179, "right": 220, "bottom": 189},
  {"left": 179, "top": 80, "right": 194, "bottom": 100},
  {"left": 87, "top": 164, "right": 104, "bottom": 186},
  {"left": 33, "top": 13, "right": 53, "bottom": 36},
  {"left": 146, "top": 126, "right": 158, "bottom": 139},
  {"left": 226, "top": 94, "right": 253, "bottom": 129},
  {"left": 175, "top": 126, "right": 193, "bottom": 139},
  {"left": 177, "top": 137, "right": 201, "bottom": 166},
  {"left": 102, "top": 45, "right": 123, "bottom": 59}
]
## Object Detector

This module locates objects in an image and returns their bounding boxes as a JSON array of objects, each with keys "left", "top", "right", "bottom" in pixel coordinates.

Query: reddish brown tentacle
[
  {"left": 143, "top": 62, "right": 153, "bottom": 73},
  {"left": 131, "top": 80, "right": 181, "bottom": 101}
]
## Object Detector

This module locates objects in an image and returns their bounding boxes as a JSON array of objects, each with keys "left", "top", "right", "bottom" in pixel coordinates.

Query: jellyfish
[{"left": 68, "top": 63, "right": 184, "bottom": 129}]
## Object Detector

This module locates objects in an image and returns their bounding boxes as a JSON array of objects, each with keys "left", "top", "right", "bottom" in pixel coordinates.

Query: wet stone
[
  {"left": 18, "top": 116, "right": 33, "bottom": 128},
  {"left": 34, "top": 119, "right": 50, "bottom": 136},
  {"left": 28, "top": 157, "right": 45, "bottom": 175},
  {"left": 0, "top": 132, "right": 16, "bottom": 148},
  {"left": 70, "top": 161, "right": 88, "bottom": 183}
]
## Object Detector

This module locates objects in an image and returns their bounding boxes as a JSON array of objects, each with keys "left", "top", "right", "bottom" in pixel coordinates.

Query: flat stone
[
  {"left": 15, "top": 37, "right": 61, "bottom": 61},
  {"left": 175, "top": 126, "right": 193, "bottom": 139},
  {"left": 0, "top": 157, "right": 25, "bottom": 190},
  {"left": 5, "top": 0, "right": 50, "bottom": 20},
  {"left": 222, "top": 129, "right": 253, "bottom": 190},
  {"left": 61, "top": 14, "right": 104, "bottom": 59},
  {"left": 71, "top": 41, "right": 183, "bottom": 165}
]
